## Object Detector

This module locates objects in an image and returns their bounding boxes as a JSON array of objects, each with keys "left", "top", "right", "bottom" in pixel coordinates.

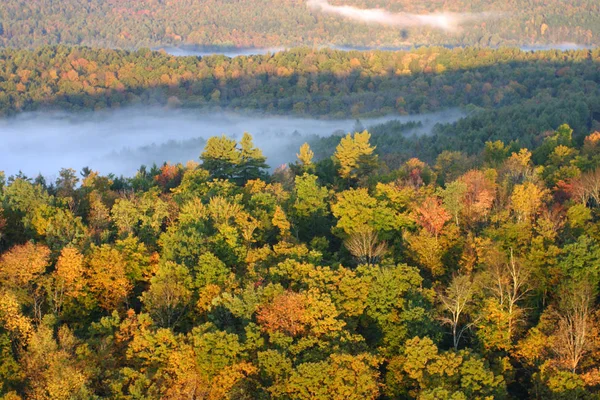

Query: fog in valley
[
  {"left": 156, "top": 46, "right": 287, "bottom": 58},
  {"left": 159, "top": 43, "right": 596, "bottom": 59},
  {"left": 0, "top": 109, "right": 464, "bottom": 179}
]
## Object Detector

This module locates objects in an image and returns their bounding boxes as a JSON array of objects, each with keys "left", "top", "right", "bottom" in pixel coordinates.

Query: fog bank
[
  {"left": 156, "top": 46, "right": 286, "bottom": 58},
  {"left": 0, "top": 109, "right": 464, "bottom": 179},
  {"left": 158, "top": 44, "right": 596, "bottom": 59},
  {"left": 307, "top": 0, "right": 498, "bottom": 32}
]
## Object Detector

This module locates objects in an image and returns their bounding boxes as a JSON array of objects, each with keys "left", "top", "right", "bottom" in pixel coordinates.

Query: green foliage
[
  {"left": 331, "top": 188, "right": 402, "bottom": 238},
  {"left": 1, "top": 46, "right": 600, "bottom": 399},
  {"left": 1, "top": 0, "right": 600, "bottom": 49},
  {"left": 201, "top": 133, "right": 268, "bottom": 184},
  {"left": 333, "top": 131, "right": 378, "bottom": 181}
]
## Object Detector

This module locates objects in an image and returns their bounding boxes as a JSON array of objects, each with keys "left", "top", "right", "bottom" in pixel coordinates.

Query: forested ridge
[
  {"left": 2, "top": 45, "right": 600, "bottom": 164},
  {"left": 2, "top": 122, "right": 600, "bottom": 398},
  {"left": 2, "top": 35, "right": 600, "bottom": 399},
  {"left": 0, "top": 0, "right": 599, "bottom": 49}
]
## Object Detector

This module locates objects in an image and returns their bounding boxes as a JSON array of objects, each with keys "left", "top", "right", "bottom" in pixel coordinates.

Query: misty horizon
[
  {"left": 157, "top": 43, "right": 597, "bottom": 59},
  {"left": 0, "top": 108, "right": 465, "bottom": 180},
  {"left": 306, "top": 0, "right": 500, "bottom": 33}
]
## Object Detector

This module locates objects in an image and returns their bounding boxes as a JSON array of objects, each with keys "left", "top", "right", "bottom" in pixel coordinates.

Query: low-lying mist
[
  {"left": 158, "top": 44, "right": 597, "bottom": 59},
  {"left": 0, "top": 108, "right": 465, "bottom": 179},
  {"left": 156, "top": 46, "right": 286, "bottom": 58}
]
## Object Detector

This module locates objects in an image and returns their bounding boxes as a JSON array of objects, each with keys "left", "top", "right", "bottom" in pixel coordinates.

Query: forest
[
  {"left": 2, "top": 25, "right": 600, "bottom": 397},
  {"left": 2, "top": 45, "right": 600, "bottom": 165},
  {"left": 1, "top": 0, "right": 599, "bottom": 49},
  {"left": 1, "top": 122, "right": 600, "bottom": 398}
]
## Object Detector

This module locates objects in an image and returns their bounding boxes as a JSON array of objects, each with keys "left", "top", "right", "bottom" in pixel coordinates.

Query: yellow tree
[
  {"left": 0, "top": 242, "right": 50, "bottom": 321},
  {"left": 510, "top": 182, "right": 549, "bottom": 222},
  {"left": 86, "top": 245, "right": 132, "bottom": 311},
  {"left": 284, "top": 353, "right": 381, "bottom": 400},
  {"left": 52, "top": 246, "right": 86, "bottom": 316},
  {"left": 0, "top": 290, "right": 33, "bottom": 343},
  {"left": 272, "top": 206, "right": 291, "bottom": 239},
  {"left": 0, "top": 242, "right": 50, "bottom": 288},
  {"left": 333, "top": 131, "right": 378, "bottom": 180},
  {"left": 22, "top": 324, "right": 90, "bottom": 399},
  {"left": 296, "top": 142, "right": 314, "bottom": 168}
]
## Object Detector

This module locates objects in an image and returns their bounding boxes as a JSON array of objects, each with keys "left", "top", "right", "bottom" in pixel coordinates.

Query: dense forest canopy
[
  {"left": 1, "top": 123, "right": 600, "bottom": 398},
  {"left": 2, "top": 0, "right": 600, "bottom": 395},
  {"left": 0, "top": 0, "right": 599, "bottom": 49}
]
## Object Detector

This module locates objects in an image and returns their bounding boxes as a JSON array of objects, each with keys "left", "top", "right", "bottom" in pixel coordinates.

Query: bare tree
[
  {"left": 574, "top": 167, "right": 600, "bottom": 206},
  {"left": 344, "top": 228, "right": 387, "bottom": 265},
  {"left": 439, "top": 274, "right": 476, "bottom": 350},
  {"left": 485, "top": 249, "right": 531, "bottom": 341},
  {"left": 553, "top": 281, "right": 596, "bottom": 373}
]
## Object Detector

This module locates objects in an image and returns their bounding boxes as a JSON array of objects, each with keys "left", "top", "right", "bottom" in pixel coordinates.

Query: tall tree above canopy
[
  {"left": 333, "top": 131, "right": 378, "bottom": 181},
  {"left": 200, "top": 133, "right": 268, "bottom": 184},
  {"left": 297, "top": 143, "right": 314, "bottom": 168},
  {"left": 238, "top": 132, "right": 269, "bottom": 183},
  {"left": 200, "top": 135, "right": 240, "bottom": 180}
]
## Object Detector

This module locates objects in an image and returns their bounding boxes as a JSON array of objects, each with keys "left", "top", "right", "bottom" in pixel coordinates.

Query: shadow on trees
[{"left": 2, "top": 46, "right": 600, "bottom": 164}]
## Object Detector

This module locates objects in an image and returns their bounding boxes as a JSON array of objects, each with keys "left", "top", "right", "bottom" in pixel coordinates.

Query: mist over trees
[
  {"left": 1, "top": 0, "right": 600, "bottom": 394},
  {"left": 1, "top": 122, "right": 600, "bottom": 398},
  {"left": 1, "top": 0, "right": 599, "bottom": 48}
]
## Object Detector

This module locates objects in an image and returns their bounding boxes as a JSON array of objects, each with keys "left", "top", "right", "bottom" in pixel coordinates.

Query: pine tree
[
  {"left": 200, "top": 135, "right": 240, "bottom": 180},
  {"left": 333, "top": 131, "right": 378, "bottom": 181},
  {"left": 238, "top": 132, "right": 268, "bottom": 183}
]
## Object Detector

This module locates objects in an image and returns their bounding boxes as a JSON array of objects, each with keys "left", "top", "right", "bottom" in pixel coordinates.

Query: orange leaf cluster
[
  {"left": 257, "top": 291, "right": 308, "bottom": 337},
  {"left": 416, "top": 197, "right": 451, "bottom": 237},
  {"left": 0, "top": 242, "right": 50, "bottom": 286}
]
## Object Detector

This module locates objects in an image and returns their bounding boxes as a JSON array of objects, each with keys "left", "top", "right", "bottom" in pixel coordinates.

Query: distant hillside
[{"left": 0, "top": 0, "right": 599, "bottom": 49}]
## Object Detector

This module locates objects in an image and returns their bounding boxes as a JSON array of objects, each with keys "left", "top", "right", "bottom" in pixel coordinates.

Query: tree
[
  {"left": 292, "top": 173, "right": 330, "bottom": 239},
  {"left": 344, "top": 228, "right": 387, "bottom": 265},
  {"left": 272, "top": 205, "right": 291, "bottom": 239},
  {"left": 458, "top": 170, "right": 495, "bottom": 225},
  {"left": 0, "top": 242, "right": 50, "bottom": 288},
  {"left": 484, "top": 140, "right": 509, "bottom": 167},
  {"left": 0, "top": 242, "right": 50, "bottom": 321},
  {"left": 362, "top": 264, "right": 435, "bottom": 356},
  {"left": 415, "top": 196, "right": 451, "bottom": 239},
  {"left": 511, "top": 182, "right": 549, "bottom": 222},
  {"left": 256, "top": 291, "right": 308, "bottom": 337},
  {"left": 141, "top": 262, "right": 193, "bottom": 328},
  {"left": 0, "top": 290, "right": 33, "bottom": 344},
  {"left": 441, "top": 180, "right": 467, "bottom": 226},
  {"left": 333, "top": 131, "right": 378, "bottom": 181},
  {"left": 200, "top": 135, "right": 240, "bottom": 180},
  {"left": 404, "top": 229, "right": 447, "bottom": 276},
  {"left": 476, "top": 248, "right": 532, "bottom": 353},
  {"left": 52, "top": 246, "right": 86, "bottom": 316},
  {"left": 296, "top": 142, "right": 314, "bottom": 170},
  {"left": 439, "top": 274, "right": 475, "bottom": 350},
  {"left": 552, "top": 281, "right": 597, "bottom": 373},
  {"left": 86, "top": 245, "right": 132, "bottom": 311},
  {"left": 257, "top": 289, "right": 344, "bottom": 338},
  {"left": 0, "top": 206, "right": 6, "bottom": 245},
  {"left": 238, "top": 132, "right": 269, "bottom": 182},
  {"left": 284, "top": 353, "right": 381, "bottom": 400},
  {"left": 55, "top": 168, "right": 79, "bottom": 199},
  {"left": 388, "top": 336, "right": 506, "bottom": 399},
  {"left": 22, "top": 323, "right": 91, "bottom": 399},
  {"left": 200, "top": 133, "right": 268, "bottom": 183},
  {"left": 331, "top": 188, "right": 401, "bottom": 238}
]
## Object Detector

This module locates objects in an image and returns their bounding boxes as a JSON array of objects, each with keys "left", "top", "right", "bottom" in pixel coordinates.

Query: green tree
[
  {"left": 238, "top": 132, "right": 269, "bottom": 183},
  {"left": 333, "top": 131, "right": 378, "bottom": 182},
  {"left": 200, "top": 135, "right": 240, "bottom": 180},
  {"left": 141, "top": 262, "right": 193, "bottom": 328}
]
